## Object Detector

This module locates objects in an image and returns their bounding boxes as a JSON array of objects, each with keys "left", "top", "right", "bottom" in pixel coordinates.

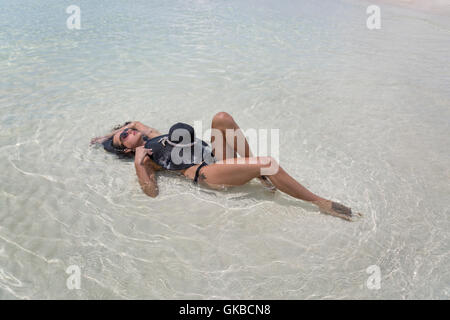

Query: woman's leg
[
  {"left": 200, "top": 157, "right": 320, "bottom": 201},
  {"left": 183, "top": 112, "right": 267, "bottom": 186},
  {"left": 210, "top": 112, "right": 276, "bottom": 190},
  {"left": 204, "top": 113, "right": 356, "bottom": 220},
  {"left": 210, "top": 112, "right": 253, "bottom": 161},
  {"left": 199, "top": 156, "right": 356, "bottom": 221}
]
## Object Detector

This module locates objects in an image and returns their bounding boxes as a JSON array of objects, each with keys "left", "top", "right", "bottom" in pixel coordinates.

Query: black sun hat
[
  {"left": 144, "top": 122, "right": 215, "bottom": 170},
  {"left": 102, "top": 135, "right": 127, "bottom": 155}
]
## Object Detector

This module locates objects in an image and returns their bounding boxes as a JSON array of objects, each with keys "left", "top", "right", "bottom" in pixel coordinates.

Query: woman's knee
[
  {"left": 258, "top": 156, "right": 275, "bottom": 165},
  {"left": 259, "top": 156, "right": 279, "bottom": 175},
  {"left": 212, "top": 112, "right": 234, "bottom": 127}
]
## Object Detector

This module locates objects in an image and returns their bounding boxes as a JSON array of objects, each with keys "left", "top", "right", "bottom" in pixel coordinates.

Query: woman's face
[{"left": 114, "top": 128, "right": 143, "bottom": 150}]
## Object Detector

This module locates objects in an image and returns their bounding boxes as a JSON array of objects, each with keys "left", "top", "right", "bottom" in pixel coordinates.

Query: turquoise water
[{"left": 0, "top": 0, "right": 449, "bottom": 299}]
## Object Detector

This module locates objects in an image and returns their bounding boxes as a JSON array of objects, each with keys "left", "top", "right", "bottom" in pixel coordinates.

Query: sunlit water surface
[{"left": 0, "top": 0, "right": 449, "bottom": 299}]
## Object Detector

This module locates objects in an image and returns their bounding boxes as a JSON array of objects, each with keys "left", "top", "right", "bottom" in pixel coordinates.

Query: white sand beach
[{"left": 1, "top": 0, "right": 449, "bottom": 299}]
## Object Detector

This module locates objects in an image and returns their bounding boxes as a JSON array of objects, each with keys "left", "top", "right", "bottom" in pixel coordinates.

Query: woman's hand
[
  {"left": 124, "top": 121, "right": 137, "bottom": 130},
  {"left": 130, "top": 121, "right": 161, "bottom": 138},
  {"left": 90, "top": 136, "right": 107, "bottom": 145},
  {"left": 90, "top": 121, "right": 142, "bottom": 147},
  {"left": 134, "top": 147, "right": 158, "bottom": 198},
  {"left": 135, "top": 146, "right": 153, "bottom": 165}
]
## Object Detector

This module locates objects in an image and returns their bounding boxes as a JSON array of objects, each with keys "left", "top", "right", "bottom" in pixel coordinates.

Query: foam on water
[{"left": 0, "top": 0, "right": 449, "bottom": 299}]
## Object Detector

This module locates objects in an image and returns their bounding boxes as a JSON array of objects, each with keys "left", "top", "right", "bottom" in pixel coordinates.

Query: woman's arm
[
  {"left": 90, "top": 121, "right": 132, "bottom": 145},
  {"left": 135, "top": 147, "right": 158, "bottom": 197},
  {"left": 128, "top": 121, "right": 162, "bottom": 138},
  {"left": 91, "top": 121, "right": 161, "bottom": 145}
]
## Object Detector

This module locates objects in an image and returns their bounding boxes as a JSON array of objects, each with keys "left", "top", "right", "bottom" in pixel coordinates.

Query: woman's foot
[{"left": 312, "top": 199, "right": 362, "bottom": 221}]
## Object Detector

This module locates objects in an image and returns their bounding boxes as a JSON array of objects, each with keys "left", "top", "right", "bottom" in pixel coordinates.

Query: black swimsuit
[
  {"left": 193, "top": 161, "right": 209, "bottom": 184},
  {"left": 144, "top": 134, "right": 216, "bottom": 172}
]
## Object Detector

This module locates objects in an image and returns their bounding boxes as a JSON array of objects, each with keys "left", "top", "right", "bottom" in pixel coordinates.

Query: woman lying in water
[{"left": 91, "top": 112, "right": 360, "bottom": 221}]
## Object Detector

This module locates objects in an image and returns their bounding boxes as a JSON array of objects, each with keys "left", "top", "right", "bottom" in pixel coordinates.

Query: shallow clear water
[{"left": 0, "top": 0, "right": 449, "bottom": 299}]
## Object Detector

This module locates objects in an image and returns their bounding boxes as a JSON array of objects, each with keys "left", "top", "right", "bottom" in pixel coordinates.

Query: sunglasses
[
  {"left": 116, "top": 128, "right": 137, "bottom": 149},
  {"left": 120, "top": 128, "right": 131, "bottom": 142}
]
